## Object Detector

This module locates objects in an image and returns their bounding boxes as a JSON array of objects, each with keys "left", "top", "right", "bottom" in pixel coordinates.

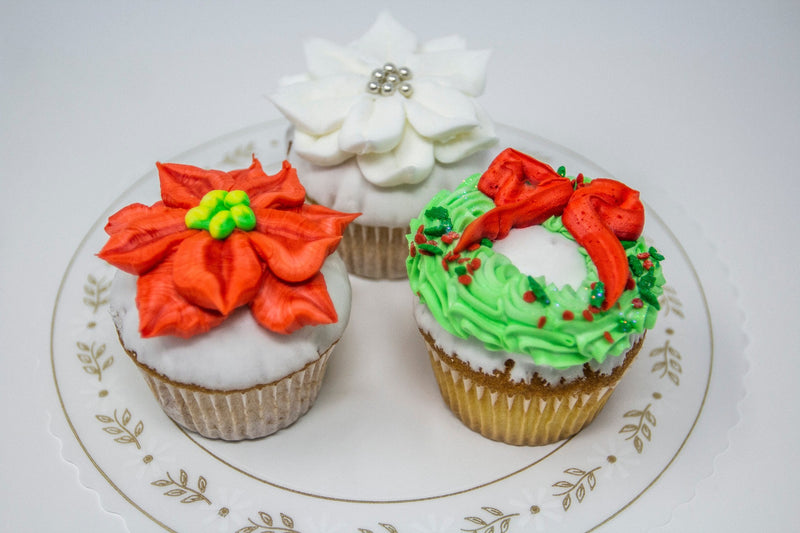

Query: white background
[{"left": 1, "top": 1, "right": 797, "bottom": 531}]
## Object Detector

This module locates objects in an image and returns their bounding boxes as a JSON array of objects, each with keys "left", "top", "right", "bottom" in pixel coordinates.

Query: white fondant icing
[
  {"left": 271, "top": 12, "right": 497, "bottom": 214},
  {"left": 491, "top": 225, "right": 588, "bottom": 290},
  {"left": 109, "top": 254, "right": 351, "bottom": 391}
]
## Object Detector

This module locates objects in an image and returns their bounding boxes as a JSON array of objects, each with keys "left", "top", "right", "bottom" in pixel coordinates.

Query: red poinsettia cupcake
[{"left": 99, "top": 157, "right": 359, "bottom": 440}]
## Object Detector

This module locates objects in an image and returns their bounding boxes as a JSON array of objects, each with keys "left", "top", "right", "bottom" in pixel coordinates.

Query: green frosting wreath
[{"left": 407, "top": 172, "right": 666, "bottom": 369}]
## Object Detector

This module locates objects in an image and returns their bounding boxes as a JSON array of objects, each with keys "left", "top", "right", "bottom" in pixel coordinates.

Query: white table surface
[{"left": 2, "top": 1, "right": 797, "bottom": 531}]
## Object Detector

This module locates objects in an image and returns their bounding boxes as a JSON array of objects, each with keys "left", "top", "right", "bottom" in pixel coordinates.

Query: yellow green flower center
[{"left": 185, "top": 190, "right": 256, "bottom": 239}]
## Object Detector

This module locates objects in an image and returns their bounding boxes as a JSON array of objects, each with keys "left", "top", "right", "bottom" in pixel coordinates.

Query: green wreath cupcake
[{"left": 407, "top": 148, "right": 665, "bottom": 445}]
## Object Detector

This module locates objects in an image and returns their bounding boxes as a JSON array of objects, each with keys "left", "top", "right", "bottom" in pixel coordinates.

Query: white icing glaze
[
  {"left": 109, "top": 254, "right": 351, "bottom": 391},
  {"left": 492, "top": 225, "right": 588, "bottom": 290},
  {"left": 292, "top": 146, "right": 497, "bottom": 227},
  {"left": 272, "top": 12, "right": 497, "bottom": 226},
  {"left": 414, "top": 301, "right": 638, "bottom": 386}
]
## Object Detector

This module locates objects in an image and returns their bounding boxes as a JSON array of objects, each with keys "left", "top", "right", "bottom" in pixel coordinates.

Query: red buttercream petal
[
  {"left": 233, "top": 159, "right": 307, "bottom": 210},
  {"left": 98, "top": 203, "right": 194, "bottom": 275},
  {"left": 157, "top": 162, "right": 235, "bottom": 209},
  {"left": 249, "top": 268, "right": 337, "bottom": 334},
  {"left": 171, "top": 232, "right": 264, "bottom": 315},
  {"left": 248, "top": 206, "right": 358, "bottom": 282},
  {"left": 453, "top": 148, "right": 573, "bottom": 253},
  {"left": 136, "top": 256, "right": 226, "bottom": 338},
  {"left": 293, "top": 203, "right": 361, "bottom": 236},
  {"left": 562, "top": 179, "right": 644, "bottom": 309}
]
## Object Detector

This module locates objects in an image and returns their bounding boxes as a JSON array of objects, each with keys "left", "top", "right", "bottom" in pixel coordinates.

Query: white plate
[{"left": 49, "top": 121, "right": 743, "bottom": 532}]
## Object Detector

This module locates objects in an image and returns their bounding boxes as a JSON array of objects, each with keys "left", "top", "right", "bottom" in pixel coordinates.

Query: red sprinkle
[
  {"left": 582, "top": 309, "right": 594, "bottom": 321},
  {"left": 458, "top": 257, "right": 470, "bottom": 264},
  {"left": 444, "top": 251, "right": 460, "bottom": 262},
  {"left": 441, "top": 259, "right": 449, "bottom": 271},
  {"left": 626, "top": 276, "right": 636, "bottom": 290},
  {"left": 604, "top": 331, "right": 614, "bottom": 343},
  {"left": 468, "top": 243, "right": 481, "bottom": 251},
  {"left": 416, "top": 224, "right": 425, "bottom": 235},
  {"left": 637, "top": 252, "right": 650, "bottom": 260},
  {"left": 632, "top": 298, "right": 644, "bottom": 308},
  {"left": 537, "top": 316, "right": 547, "bottom": 328},
  {"left": 441, "top": 231, "right": 460, "bottom": 245},
  {"left": 589, "top": 306, "right": 601, "bottom": 314},
  {"left": 409, "top": 244, "right": 417, "bottom": 257},
  {"left": 643, "top": 259, "right": 654, "bottom": 270},
  {"left": 414, "top": 232, "right": 427, "bottom": 244},
  {"left": 591, "top": 282, "right": 597, "bottom": 289},
  {"left": 523, "top": 291, "right": 536, "bottom": 303},
  {"left": 563, "top": 310, "right": 575, "bottom": 320},
  {"left": 458, "top": 274, "right": 472, "bottom": 285},
  {"left": 470, "top": 258, "right": 482, "bottom": 270}
]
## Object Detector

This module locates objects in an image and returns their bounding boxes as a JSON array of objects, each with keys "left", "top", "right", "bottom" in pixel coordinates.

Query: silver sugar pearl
[
  {"left": 398, "top": 66, "right": 412, "bottom": 80},
  {"left": 385, "top": 73, "right": 400, "bottom": 84},
  {"left": 367, "top": 81, "right": 381, "bottom": 94},
  {"left": 371, "top": 68, "right": 386, "bottom": 81},
  {"left": 399, "top": 82, "right": 414, "bottom": 97},
  {"left": 380, "top": 82, "right": 396, "bottom": 96},
  {"left": 382, "top": 62, "right": 397, "bottom": 74}
]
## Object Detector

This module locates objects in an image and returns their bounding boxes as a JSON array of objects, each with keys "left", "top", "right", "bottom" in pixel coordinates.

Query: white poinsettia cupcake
[{"left": 271, "top": 12, "right": 498, "bottom": 278}]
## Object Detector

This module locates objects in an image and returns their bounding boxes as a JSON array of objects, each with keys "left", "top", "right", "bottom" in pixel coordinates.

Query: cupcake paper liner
[
  {"left": 124, "top": 343, "right": 335, "bottom": 441},
  {"left": 335, "top": 221, "right": 409, "bottom": 279},
  {"left": 421, "top": 331, "right": 644, "bottom": 446}
]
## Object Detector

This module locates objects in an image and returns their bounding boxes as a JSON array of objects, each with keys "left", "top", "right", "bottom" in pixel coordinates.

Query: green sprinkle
[
  {"left": 590, "top": 281, "right": 606, "bottom": 308},
  {"left": 230, "top": 204, "right": 256, "bottom": 231},
  {"left": 648, "top": 246, "right": 665, "bottom": 261},
  {"left": 618, "top": 317, "right": 634, "bottom": 332},
  {"left": 425, "top": 206, "right": 450, "bottom": 220},
  {"left": 639, "top": 288, "right": 661, "bottom": 310},
  {"left": 185, "top": 206, "right": 212, "bottom": 230},
  {"left": 638, "top": 269, "right": 656, "bottom": 289},
  {"left": 480, "top": 238, "right": 493, "bottom": 248},
  {"left": 557, "top": 165, "right": 566, "bottom": 177},
  {"left": 455, "top": 265, "right": 467, "bottom": 276},
  {"left": 628, "top": 254, "right": 644, "bottom": 276},
  {"left": 208, "top": 210, "right": 235, "bottom": 239},
  {"left": 424, "top": 223, "right": 451, "bottom": 237},
  {"left": 418, "top": 243, "right": 443, "bottom": 255},
  {"left": 527, "top": 276, "right": 550, "bottom": 305},
  {"left": 224, "top": 189, "right": 250, "bottom": 208},
  {"left": 199, "top": 190, "right": 227, "bottom": 211},
  {"left": 620, "top": 240, "right": 638, "bottom": 249}
]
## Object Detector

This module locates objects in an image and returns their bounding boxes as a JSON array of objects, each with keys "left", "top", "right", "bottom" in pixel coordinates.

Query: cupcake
[
  {"left": 271, "top": 12, "right": 498, "bottom": 278},
  {"left": 98, "top": 157, "right": 359, "bottom": 440},
  {"left": 407, "top": 148, "right": 666, "bottom": 445}
]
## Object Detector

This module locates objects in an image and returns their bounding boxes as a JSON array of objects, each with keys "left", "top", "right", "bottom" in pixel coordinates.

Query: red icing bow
[
  {"left": 454, "top": 148, "right": 644, "bottom": 309},
  {"left": 98, "top": 157, "right": 359, "bottom": 338}
]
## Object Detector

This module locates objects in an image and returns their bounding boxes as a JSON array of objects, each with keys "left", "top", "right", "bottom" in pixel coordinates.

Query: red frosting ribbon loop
[{"left": 454, "top": 148, "right": 644, "bottom": 309}]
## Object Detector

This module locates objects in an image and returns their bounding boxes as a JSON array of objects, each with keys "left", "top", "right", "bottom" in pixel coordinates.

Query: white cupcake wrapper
[
  {"left": 134, "top": 346, "right": 333, "bottom": 441},
  {"left": 336, "top": 221, "right": 409, "bottom": 279}
]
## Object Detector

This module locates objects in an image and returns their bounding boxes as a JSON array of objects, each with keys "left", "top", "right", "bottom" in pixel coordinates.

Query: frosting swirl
[{"left": 407, "top": 170, "right": 665, "bottom": 369}]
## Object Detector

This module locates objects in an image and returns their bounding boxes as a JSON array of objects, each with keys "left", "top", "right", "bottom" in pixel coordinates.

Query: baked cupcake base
[
  {"left": 420, "top": 329, "right": 644, "bottom": 446},
  {"left": 121, "top": 338, "right": 336, "bottom": 441}
]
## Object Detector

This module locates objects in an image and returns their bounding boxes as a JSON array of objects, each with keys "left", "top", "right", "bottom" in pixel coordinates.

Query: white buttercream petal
[
  {"left": 434, "top": 101, "right": 498, "bottom": 164},
  {"left": 293, "top": 129, "right": 352, "bottom": 166},
  {"left": 305, "top": 38, "right": 370, "bottom": 77},
  {"left": 357, "top": 125, "right": 434, "bottom": 187},
  {"left": 403, "top": 80, "right": 479, "bottom": 141},
  {"left": 420, "top": 35, "right": 466, "bottom": 52},
  {"left": 351, "top": 12, "right": 417, "bottom": 63},
  {"left": 271, "top": 75, "right": 364, "bottom": 135},
  {"left": 338, "top": 94, "right": 405, "bottom": 154},
  {"left": 406, "top": 49, "right": 491, "bottom": 96}
]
